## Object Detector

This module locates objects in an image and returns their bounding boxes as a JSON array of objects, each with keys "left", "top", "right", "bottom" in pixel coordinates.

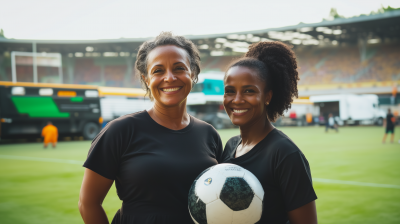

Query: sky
[{"left": 0, "top": 0, "right": 399, "bottom": 40}]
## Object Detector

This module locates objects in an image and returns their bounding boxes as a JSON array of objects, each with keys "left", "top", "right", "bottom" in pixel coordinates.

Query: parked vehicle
[
  {"left": 310, "top": 94, "right": 386, "bottom": 126},
  {"left": 0, "top": 81, "right": 102, "bottom": 140},
  {"left": 98, "top": 87, "right": 153, "bottom": 128}
]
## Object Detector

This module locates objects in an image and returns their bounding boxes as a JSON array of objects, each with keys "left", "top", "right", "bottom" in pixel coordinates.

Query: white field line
[
  {"left": 313, "top": 178, "right": 400, "bottom": 189},
  {"left": 1, "top": 155, "right": 400, "bottom": 189}
]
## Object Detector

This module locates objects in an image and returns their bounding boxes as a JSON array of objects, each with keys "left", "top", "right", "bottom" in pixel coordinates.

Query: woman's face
[
  {"left": 145, "top": 45, "right": 193, "bottom": 107},
  {"left": 224, "top": 66, "right": 271, "bottom": 127}
]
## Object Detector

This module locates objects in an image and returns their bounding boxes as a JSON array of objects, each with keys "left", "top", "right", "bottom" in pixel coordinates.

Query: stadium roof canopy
[{"left": 1, "top": 10, "right": 399, "bottom": 56}]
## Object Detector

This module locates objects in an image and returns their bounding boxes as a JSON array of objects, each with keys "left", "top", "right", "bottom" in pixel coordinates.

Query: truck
[
  {"left": 98, "top": 86, "right": 153, "bottom": 127},
  {"left": 0, "top": 81, "right": 102, "bottom": 140},
  {"left": 309, "top": 94, "right": 386, "bottom": 125}
]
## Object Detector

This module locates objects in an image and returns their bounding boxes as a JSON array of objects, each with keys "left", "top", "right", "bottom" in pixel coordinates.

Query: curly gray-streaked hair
[{"left": 135, "top": 32, "right": 201, "bottom": 100}]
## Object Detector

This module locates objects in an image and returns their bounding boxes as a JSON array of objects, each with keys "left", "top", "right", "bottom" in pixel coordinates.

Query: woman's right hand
[{"left": 79, "top": 168, "right": 114, "bottom": 224}]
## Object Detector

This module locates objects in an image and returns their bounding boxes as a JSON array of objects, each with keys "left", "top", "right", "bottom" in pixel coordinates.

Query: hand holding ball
[{"left": 188, "top": 164, "right": 264, "bottom": 224}]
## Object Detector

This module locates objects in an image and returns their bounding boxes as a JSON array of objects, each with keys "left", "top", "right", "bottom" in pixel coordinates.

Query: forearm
[
  {"left": 79, "top": 201, "right": 109, "bottom": 224},
  {"left": 288, "top": 201, "right": 317, "bottom": 224}
]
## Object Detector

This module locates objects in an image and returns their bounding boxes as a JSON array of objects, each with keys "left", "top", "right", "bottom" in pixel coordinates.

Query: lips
[
  {"left": 231, "top": 108, "right": 249, "bottom": 115},
  {"left": 161, "top": 87, "right": 182, "bottom": 92}
]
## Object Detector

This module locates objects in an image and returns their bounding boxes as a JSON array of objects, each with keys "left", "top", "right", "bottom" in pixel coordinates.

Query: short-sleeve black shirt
[
  {"left": 83, "top": 111, "right": 223, "bottom": 223},
  {"left": 386, "top": 113, "right": 394, "bottom": 128},
  {"left": 221, "top": 129, "right": 317, "bottom": 224}
]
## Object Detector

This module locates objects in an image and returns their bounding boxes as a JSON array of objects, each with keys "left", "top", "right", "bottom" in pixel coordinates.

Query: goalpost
[{"left": 11, "top": 50, "right": 63, "bottom": 83}]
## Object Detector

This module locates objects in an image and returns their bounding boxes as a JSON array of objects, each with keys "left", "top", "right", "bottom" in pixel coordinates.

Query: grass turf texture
[{"left": 0, "top": 126, "right": 399, "bottom": 224}]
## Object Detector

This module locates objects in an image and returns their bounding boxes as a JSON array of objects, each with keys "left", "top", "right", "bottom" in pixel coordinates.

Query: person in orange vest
[{"left": 42, "top": 121, "right": 58, "bottom": 148}]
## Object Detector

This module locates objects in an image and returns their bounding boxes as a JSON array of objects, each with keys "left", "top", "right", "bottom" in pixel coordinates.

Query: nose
[
  {"left": 232, "top": 92, "right": 244, "bottom": 104},
  {"left": 164, "top": 70, "right": 177, "bottom": 82}
]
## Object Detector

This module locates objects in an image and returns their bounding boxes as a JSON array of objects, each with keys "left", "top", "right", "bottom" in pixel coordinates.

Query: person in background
[
  {"left": 382, "top": 108, "right": 396, "bottom": 143},
  {"left": 306, "top": 112, "right": 313, "bottom": 125},
  {"left": 325, "top": 113, "right": 338, "bottom": 133},
  {"left": 42, "top": 121, "right": 58, "bottom": 148}
]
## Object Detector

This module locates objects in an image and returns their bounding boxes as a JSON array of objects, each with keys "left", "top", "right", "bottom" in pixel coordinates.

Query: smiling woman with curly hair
[
  {"left": 79, "top": 32, "right": 223, "bottom": 224},
  {"left": 221, "top": 41, "right": 318, "bottom": 224}
]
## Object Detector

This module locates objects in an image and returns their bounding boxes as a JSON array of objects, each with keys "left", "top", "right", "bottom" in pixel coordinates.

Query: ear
[
  {"left": 142, "top": 75, "right": 149, "bottom": 87},
  {"left": 265, "top": 90, "right": 273, "bottom": 105}
]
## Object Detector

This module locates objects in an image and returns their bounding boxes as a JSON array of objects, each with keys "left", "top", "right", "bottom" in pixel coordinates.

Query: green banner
[{"left": 11, "top": 97, "right": 70, "bottom": 118}]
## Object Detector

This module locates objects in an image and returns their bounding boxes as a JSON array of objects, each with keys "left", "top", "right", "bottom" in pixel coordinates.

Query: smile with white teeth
[
  {"left": 162, "top": 87, "right": 182, "bottom": 92},
  {"left": 233, "top": 109, "right": 249, "bottom": 113}
]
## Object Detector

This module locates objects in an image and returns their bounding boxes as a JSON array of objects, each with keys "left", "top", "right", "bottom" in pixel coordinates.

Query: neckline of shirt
[
  {"left": 143, "top": 110, "right": 194, "bottom": 133},
  {"left": 231, "top": 128, "right": 278, "bottom": 161}
]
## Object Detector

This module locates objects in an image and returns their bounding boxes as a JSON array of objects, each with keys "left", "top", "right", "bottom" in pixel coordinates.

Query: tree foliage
[{"left": 327, "top": 5, "right": 400, "bottom": 20}]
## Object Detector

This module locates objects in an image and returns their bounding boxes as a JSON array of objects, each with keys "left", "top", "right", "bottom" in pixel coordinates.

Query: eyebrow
[
  {"left": 225, "top": 85, "right": 256, "bottom": 88},
  {"left": 153, "top": 62, "right": 186, "bottom": 67}
]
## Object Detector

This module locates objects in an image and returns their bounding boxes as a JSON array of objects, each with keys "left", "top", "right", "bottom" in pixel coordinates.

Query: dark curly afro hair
[
  {"left": 227, "top": 41, "right": 299, "bottom": 122},
  {"left": 135, "top": 32, "right": 201, "bottom": 100}
]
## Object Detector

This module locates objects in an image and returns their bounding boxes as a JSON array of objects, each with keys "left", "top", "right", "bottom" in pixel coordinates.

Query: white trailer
[
  {"left": 310, "top": 94, "right": 386, "bottom": 125},
  {"left": 98, "top": 87, "right": 153, "bottom": 127}
]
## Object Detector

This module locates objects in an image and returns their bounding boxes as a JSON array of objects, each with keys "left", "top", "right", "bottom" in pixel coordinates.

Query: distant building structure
[{"left": 1, "top": 10, "right": 399, "bottom": 106}]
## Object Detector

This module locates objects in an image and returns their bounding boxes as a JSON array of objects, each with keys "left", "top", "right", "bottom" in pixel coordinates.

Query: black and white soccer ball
[{"left": 188, "top": 164, "right": 264, "bottom": 224}]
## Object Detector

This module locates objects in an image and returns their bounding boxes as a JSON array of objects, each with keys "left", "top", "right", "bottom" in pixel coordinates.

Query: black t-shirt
[
  {"left": 221, "top": 129, "right": 317, "bottom": 224},
  {"left": 83, "top": 111, "right": 223, "bottom": 224},
  {"left": 386, "top": 113, "right": 394, "bottom": 128}
]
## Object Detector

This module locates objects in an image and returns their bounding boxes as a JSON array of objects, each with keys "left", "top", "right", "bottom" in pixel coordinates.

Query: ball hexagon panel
[
  {"left": 188, "top": 181, "right": 207, "bottom": 224},
  {"left": 220, "top": 177, "right": 254, "bottom": 211},
  {"left": 206, "top": 199, "right": 233, "bottom": 224},
  {"left": 243, "top": 171, "right": 264, "bottom": 201},
  {"left": 195, "top": 170, "right": 227, "bottom": 204},
  {"left": 232, "top": 196, "right": 263, "bottom": 224},
  {"left": 213, "top": 163, "right": 245, "bottom": 178}
]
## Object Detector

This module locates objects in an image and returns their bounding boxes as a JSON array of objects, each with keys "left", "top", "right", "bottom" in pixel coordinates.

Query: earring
[{"left": 265, "top": 102, "right": 269, "bottom": 105}]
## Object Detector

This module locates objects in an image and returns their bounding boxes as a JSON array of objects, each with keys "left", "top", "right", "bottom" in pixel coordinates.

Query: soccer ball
[{"left": 188, "top": 164, "right": 264, "bottom": 224}]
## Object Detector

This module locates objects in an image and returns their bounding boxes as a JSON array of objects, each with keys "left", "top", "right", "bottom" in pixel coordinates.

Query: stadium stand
[
  {"left": 1, "top": 43, "right": 399, "bottom": 87},
  {"left": 200, "top": 43, "right": 400, "bottom": 85},
  {"left": 0, "top": 10, "right": 399, "bottom": 98}
]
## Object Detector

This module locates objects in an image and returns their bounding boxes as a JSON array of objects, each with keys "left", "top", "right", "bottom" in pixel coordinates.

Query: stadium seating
[
  {"left": 2, "top": 43, "right": 399, "bottom": 87},
  {"left": 200, "top": 43, "right": 400, "bottom": 85}
]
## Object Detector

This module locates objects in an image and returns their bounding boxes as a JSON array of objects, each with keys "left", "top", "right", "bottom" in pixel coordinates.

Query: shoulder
[
  {"left": 227, "top": 135, "right": 241, "bottom": 145},
  {"left": 96, "top": 111, "right": 147, "bottom": 139},
  {"left": 190, "top": 116, "right": 220, "bottom": 135},
  {"left": 224, "top": 135, "right": 241, "bottom": 151},
  {"left": 268, "top": 129, "right": 303, "bottom": 160}
]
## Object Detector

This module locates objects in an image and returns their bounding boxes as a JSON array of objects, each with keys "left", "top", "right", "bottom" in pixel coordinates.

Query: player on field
[
  {"left": 79, "top": 32, "right": 223, "bottom": 224},
  {"left": 382, "top": 108, "right": 396, "bottom": 143},
  {"left": 325, "top": 113, "right": 338, "bottom": 133},
  {"left": 221, "top": 41, "right": 318, "bottom": 224},
  {"left": 41, "top": 121, "right": 58, "bottom": 148}
]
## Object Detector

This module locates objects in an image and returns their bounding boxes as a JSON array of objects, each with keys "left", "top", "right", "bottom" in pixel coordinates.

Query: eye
[
  {"left": 153, "top": 69, "right": 162, "bottom": 73},
  {"left": 176, "top": 66, "right": 185, "bottom": 70},
  {"left": 224, "top": 89, "right": 234, "bottom": 94},
  {"left": 244, "top": 89, "right": 255, "bottom": 93}
]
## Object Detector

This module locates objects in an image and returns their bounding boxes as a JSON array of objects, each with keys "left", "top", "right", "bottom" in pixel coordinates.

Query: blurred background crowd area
[
  {"left": 2, "top": 43, "right": 399, "bottom": 86},
  {"left": 0, "top": 8, "right": 399, "bottom": 90}
]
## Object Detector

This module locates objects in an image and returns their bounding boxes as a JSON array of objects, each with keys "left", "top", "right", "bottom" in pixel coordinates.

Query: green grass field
[{"left": 0, "top": 126, "right": 399, "bottom": 224}]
